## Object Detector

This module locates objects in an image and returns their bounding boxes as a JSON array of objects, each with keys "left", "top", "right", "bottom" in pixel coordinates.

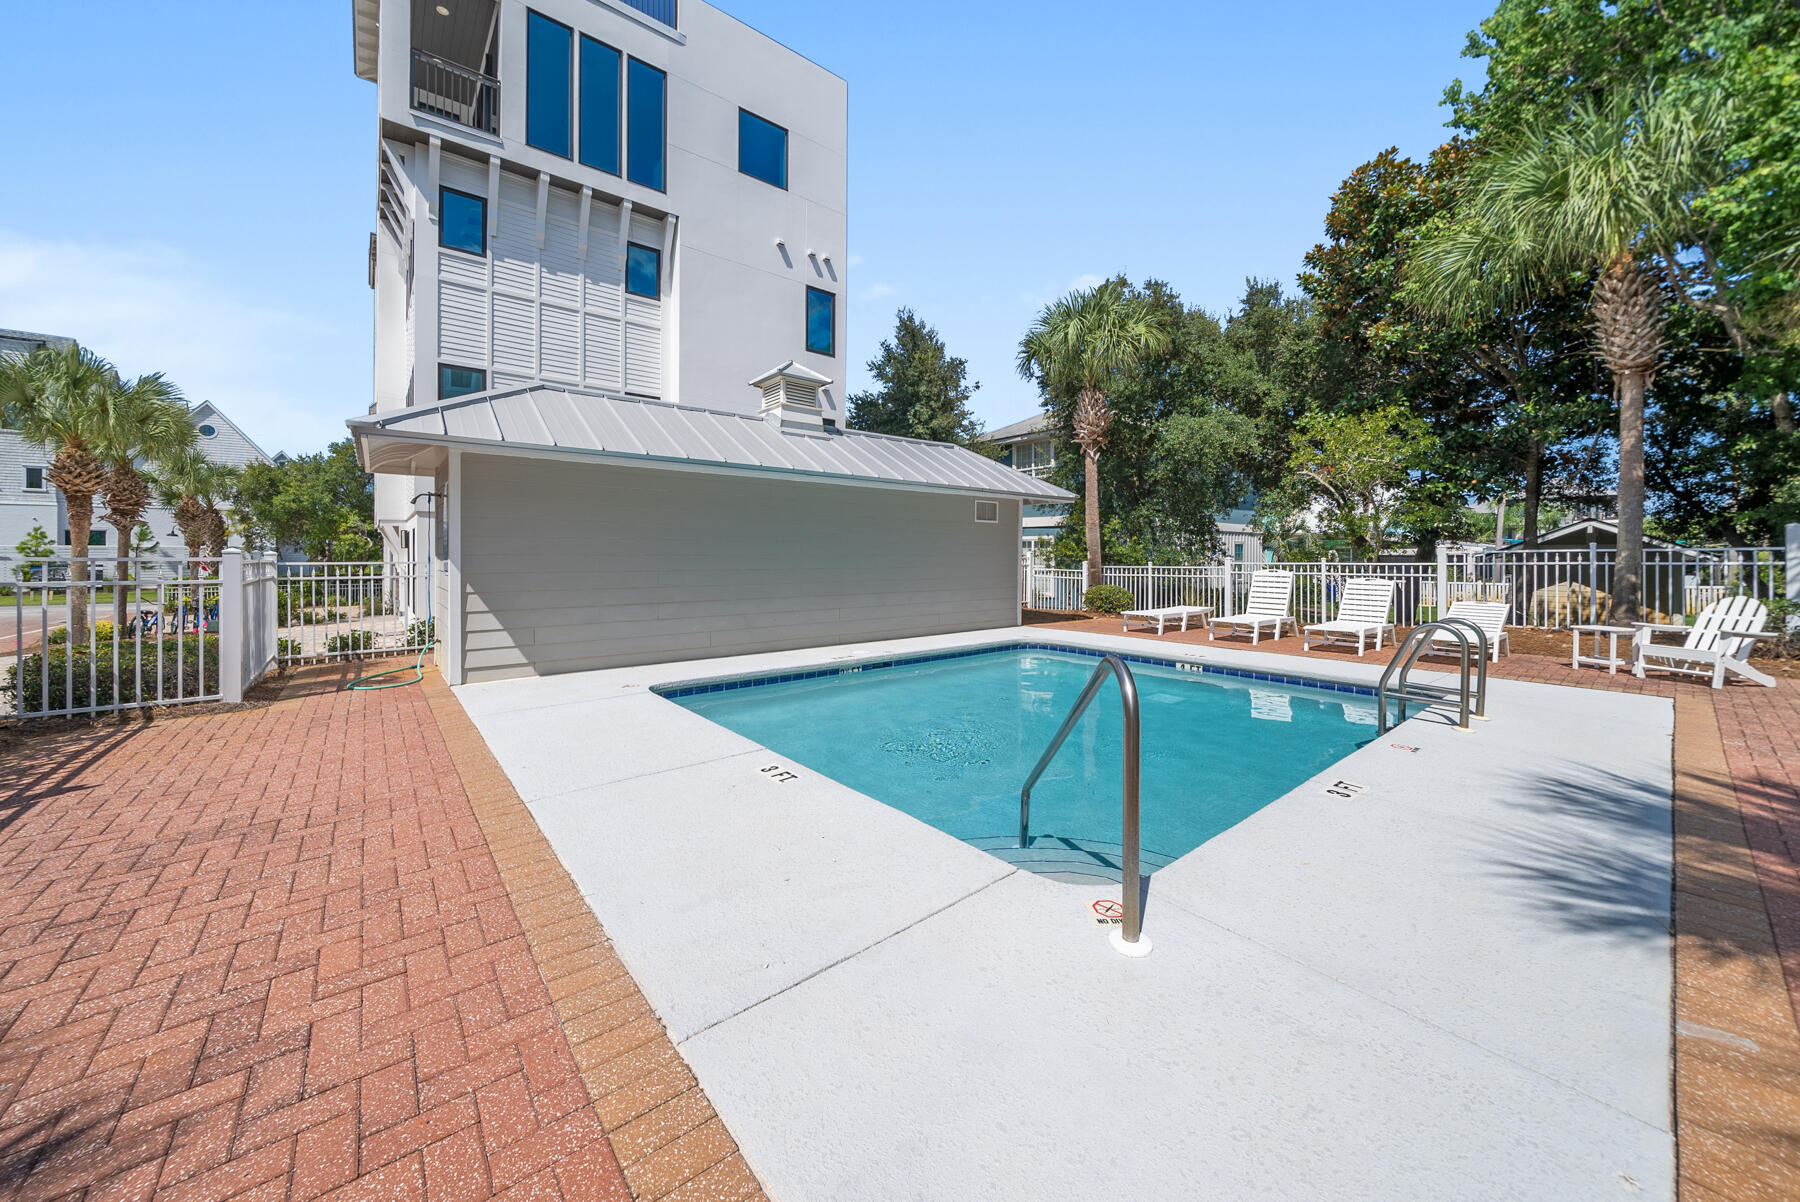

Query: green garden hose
[{"left": 347, "top": 644, "right": 428, "bottom": 691}]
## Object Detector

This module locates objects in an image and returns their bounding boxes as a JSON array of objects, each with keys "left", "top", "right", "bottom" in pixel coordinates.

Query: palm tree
[
  {"left": 98, "top": 372, "right": 194, "bottom": 625},
  {"left": 0, "top": 343, "right": 115, "bottom": 644},
  {"left": 151, "top": 449, "right": 239, "bottom": 563},
  {"left": 1407, "top": 85, "right": 1730, "bottom": 621},
  {"left": 1016, "top": 281, "right": 1173, "bottom": 584}
]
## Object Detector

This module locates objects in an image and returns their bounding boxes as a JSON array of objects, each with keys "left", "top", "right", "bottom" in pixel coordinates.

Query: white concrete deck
[{"left": 455, "top": 627, "right": 1675, "bottom": 1201}]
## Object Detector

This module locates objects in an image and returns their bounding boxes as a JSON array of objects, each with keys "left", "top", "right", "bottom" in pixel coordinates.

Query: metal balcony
[
  {"left": 411, "top": 48, "right": 500, "bottom": 136},
  {"left": 618, "top": 0, "right": 677, "bottom": 28}
]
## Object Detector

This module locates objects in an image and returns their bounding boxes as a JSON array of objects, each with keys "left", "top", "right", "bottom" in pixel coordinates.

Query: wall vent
[{"left": 975, "top": 501, "right": 999, "bottom": 523}]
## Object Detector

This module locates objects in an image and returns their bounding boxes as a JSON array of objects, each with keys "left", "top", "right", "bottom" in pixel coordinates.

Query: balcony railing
[
  {"left": 411, "top": 48, "right": 500, "bottom": 136},
  {"left": 618, "top": 0, "right": 677, "bottom": 28}
]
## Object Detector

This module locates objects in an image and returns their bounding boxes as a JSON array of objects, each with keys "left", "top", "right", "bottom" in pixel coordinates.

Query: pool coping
[{"left": 454, "top": 625, "right": 1678, "bottom": 1200}]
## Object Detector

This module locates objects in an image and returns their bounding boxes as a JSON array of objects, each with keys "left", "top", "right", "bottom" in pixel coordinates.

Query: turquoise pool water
[{"left": 667, "top": 646, "right": 1375, "bottom": 875}]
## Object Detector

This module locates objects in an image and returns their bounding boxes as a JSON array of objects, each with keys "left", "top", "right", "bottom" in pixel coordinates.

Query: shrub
[
  {"left": 277, "top": 638, "right": 301, "bottom": 658},
  {"left": 404, "top": 617, "right": 436, "bottom": 648},
  {"left": 1083, "top": 585, "right": 1136, "bottom": 614},
  {"left": 47, "top": 622, "right": 118, "bottom": 646},
  {"left": 362, "top": 595, "right": 392, "bottom": 616},
  {"left": 326, "top": 631, "right": 375, "bottom": 655},
  {"left": 5, "top": 636, "right": 220, "bottom": 714}
]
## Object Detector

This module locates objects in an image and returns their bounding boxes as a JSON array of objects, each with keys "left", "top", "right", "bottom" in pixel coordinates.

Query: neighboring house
[
  {"left": 1481, "top": 518, "right": 1694, "bottom": 555},
  {"left": 349, "top": 1, "right": 1069, "bottom": 684},
  {"left": 0, "top": 327, "right": 274, "bottom": 562},
  {"left": 988, "top": 412, "right": 1264, "bottom": 563}
]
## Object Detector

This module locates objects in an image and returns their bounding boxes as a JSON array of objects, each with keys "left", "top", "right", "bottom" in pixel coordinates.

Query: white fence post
[
  {"left": 1435, "top": 544, "right": 1449, "bottom": 622},
  {"left": 219, "top": 548, "right": 244, "bottom": 704},
  {"left": 1787, "top": 522, "right": 1799, "bottom": 632}
]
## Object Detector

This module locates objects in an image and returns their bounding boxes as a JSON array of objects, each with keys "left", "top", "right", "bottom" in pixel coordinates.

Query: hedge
[
  {"left": 5, "top": 636, "right": 221, "bottom": 714},
  {"left": 1083, "top": 584, "right": 1136, "bottom": 614}
]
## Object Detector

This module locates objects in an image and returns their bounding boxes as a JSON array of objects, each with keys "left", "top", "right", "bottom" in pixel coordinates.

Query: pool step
[{"left": 965, "top": 835, "right": 1177, "bottom": 882}]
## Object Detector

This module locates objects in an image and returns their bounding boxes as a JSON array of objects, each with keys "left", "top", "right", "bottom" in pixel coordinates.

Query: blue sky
[{"left": 0, "top": 0, "right": 1491, "bottom": 455}]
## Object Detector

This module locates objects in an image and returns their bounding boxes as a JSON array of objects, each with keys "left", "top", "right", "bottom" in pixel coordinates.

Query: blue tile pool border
[{"left": 652, "top": 641, "right": 1379, "bottom": 701}]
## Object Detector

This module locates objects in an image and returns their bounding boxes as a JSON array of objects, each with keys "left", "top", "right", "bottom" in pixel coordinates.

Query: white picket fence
[{"left": 1023, "top": 544, "right": 1789, "bottom": 630}]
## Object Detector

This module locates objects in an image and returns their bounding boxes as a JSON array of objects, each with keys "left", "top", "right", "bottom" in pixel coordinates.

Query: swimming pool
[{"left": 665, "top": 644, "right": 1375, "bottom": 879}]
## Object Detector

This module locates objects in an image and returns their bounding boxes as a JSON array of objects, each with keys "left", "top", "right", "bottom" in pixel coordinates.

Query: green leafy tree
[
  {"left": 1408, "top": 84, "right": 1734, "bottom": 620},
  {"left": 233, "top": 440, "right": 375, "bottom": 559},
  {"left": 1444, "top": 0, "right": 1800, "bottom": 536},
  {"left": 1261, "top": 406, "right": 1438, "bottom": 561},
  {"left": 1303, "top": 142, "right": 1604, "bottom": 549},
  {"left": 14, "top": 523, "right": 55, "bottom": 581},
  {"left": 0, "top": 343, "right": 116, "bottom": 643},
  {"left": 1017, "top": 281, "right": 1176, "bottom": 580},
  {"left": 846, "top": 309, "right": 991, "bottom": 450}
]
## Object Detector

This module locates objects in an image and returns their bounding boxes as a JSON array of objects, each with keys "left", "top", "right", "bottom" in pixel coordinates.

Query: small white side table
[{"left": 1570, "top": 624, "right": 1638, "bottom": 675}]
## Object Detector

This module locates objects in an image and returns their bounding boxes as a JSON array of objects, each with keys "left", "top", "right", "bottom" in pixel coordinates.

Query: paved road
[{"left": 0, "top": 605, "right": 67, "bottom": 656}]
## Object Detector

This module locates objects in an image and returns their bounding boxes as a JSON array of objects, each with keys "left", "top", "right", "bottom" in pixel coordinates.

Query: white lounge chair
[
  {"left": 1122, "top": 605, "right": 1214, "bottom": 635},
  {"left": 1208, "top": 570, "right": 1297, "bottom": 645},
  {"left": 1302, "top": 578, "right": 1396, "bottom": 656},
  {"left": 1424, "top": 600, "right": 1509, "bottom": 662},
  {"left": 1633, "top": 596, "right": 1777, "bottom": 688}
]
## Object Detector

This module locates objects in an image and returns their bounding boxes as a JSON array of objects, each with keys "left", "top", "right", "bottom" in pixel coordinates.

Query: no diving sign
[{"left": 1092, "top": 898, "right": 1123, "bottom": 926}]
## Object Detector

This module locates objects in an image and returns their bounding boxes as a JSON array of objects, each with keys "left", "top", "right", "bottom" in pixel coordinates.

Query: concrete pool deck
[{"left": 455, "top": 627, "right": 1676, "bottom": 1200}]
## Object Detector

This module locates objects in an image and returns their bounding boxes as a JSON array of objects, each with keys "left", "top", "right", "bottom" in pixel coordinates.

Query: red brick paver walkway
[{"left": 0, "top": 669, "right": 632, "bottom": 1200}]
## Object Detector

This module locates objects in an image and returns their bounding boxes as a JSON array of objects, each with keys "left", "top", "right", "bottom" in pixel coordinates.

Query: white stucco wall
[{"left": 455, "top": 454, "right": 1021, "bottom": 681}]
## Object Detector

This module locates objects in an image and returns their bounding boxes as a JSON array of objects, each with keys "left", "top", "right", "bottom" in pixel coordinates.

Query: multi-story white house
[
  {"left": 355, "top": 0, "right": 848, "bottom": 559},
  {"left": 0, "top": 328, "right": 273, "bottom": 564}
]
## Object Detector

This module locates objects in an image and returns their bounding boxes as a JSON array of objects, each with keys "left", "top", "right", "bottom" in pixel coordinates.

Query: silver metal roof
[
  {"left": 987, "top": 413, "right": 1050, "bottom": 442},
  {"left": 350, "top": 386, "right": 1075, "bottom": 502}
]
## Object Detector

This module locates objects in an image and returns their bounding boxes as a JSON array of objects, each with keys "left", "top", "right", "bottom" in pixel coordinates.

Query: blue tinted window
[
  {"left": 439, "top": 364, "right": 487, "bottom": 399},
  {"left": 579, "top": 37, "right": 621, "bottom": 175},
  {"left": 440, "top": 188, "right": 486, "bottom": 255},
  {"left": 806, "top": 288, "right": 835, "bottom": 356},
  {"left": 625, "top": 244, "right": 660, "bottom": 298},
  {"left": 738, "top": 110, "right": 787, "bottom": 189},
  {"left": 627, "top": 58, "right": 665, "bottom": 190},
  {"left": 526, "top": 12, "right": 572, "bottom": 157}
]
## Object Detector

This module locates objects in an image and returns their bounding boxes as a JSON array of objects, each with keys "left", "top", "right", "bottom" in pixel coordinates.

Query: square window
[
  {"left": 23, "top": 466, "right": 45, "bottom": 491},
  {"left": 806, "top": 287, "right": 835, "bottom": 356},
  {"left": 626, "top": 243, "right": 661, "bottom": 298},
  {"left": 526, "top": 10, "right": 573, "bottom": 157},
  {"left": 440, "top": 188, "right": 486, "bottom": 255},
  {"left": 738, "top": 109, "right": 788, "bottom": 189},
  {"left": 627, "top": 58, "right": 666, "bottom": 190},
  {"left": 439, "top": 364, "right": 487, "bottom": 399}
]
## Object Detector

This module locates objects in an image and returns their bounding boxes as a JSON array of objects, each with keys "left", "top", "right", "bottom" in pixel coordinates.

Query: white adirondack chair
[
  {"left": 1633, "top": 596, "right": 1776, "bottom": 688},
  {"left": 1301, "top": 578, "right": 1396, "bottom": 656},
  {"left": 1208, "top": 570, "right": 1297, "bottom": 645},
  {"left": 1424, "top": 600, "right": 1509, "bottom": 662}
]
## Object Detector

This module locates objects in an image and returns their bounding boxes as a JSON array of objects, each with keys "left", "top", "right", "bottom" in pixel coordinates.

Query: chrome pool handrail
[
  {"left": 1378, "top": 621, "right": 1476, "bottom": 732},
  {"left": 1018, "top": 653, "right": 1145, "bottom": 952}
]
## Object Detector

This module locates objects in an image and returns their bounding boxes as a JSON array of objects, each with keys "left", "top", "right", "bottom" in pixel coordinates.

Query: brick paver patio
[
  {"left": 0, "top": 666, "right": 754, "bottom": 1201},
  {"left": 0, "top": 629, "right": 1796, "bottom": 1199}
]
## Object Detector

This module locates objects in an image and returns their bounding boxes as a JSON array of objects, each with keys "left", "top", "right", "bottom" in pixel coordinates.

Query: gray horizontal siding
[{"left": 458, "top": 454, "right": 1019, "bottom": 681}]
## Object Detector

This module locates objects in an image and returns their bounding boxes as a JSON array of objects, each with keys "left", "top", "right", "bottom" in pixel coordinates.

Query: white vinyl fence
[
  {"left": 1024, "top": 544, "right": 1788, "bottom": 630},
  {"left": 275, "top": 558, "right": 435, "bottom": 665},
  {"left": 1, "top": 550, "right": 272, "bottom": 720}
]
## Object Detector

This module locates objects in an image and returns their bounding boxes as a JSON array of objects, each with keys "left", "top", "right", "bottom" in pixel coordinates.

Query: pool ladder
[
  {"left": 1377, "top": 619, "right": 1491, "bottom": 733},
  {"left": 1017, "top": 654, "right": 1149, "bottom": 957}
]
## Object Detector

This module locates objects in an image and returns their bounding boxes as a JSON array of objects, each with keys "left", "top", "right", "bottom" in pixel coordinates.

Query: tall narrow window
[
  {"left": 579, "top": 36, "right": 622, "bottom": 175},
  {"left": 526, "top": 11, "right": 572, "bottom": 158},
  {"left": 627, "top": 58, "right": 666, "bottom": 190},
  {"left": 806, "top": 287, "right": 835, "bottom": 356},
  {"left": 439, "top": 364, "right": 487, "bottom": 399},
  {"left": 738, "top": 109, "right": 787, "bottom": 189},
  {"left": 439, "top": 188, "right": 486, "bottom": 255},
  {"left": 625, "top": 244, "right": 661, "bottom": 298}
]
